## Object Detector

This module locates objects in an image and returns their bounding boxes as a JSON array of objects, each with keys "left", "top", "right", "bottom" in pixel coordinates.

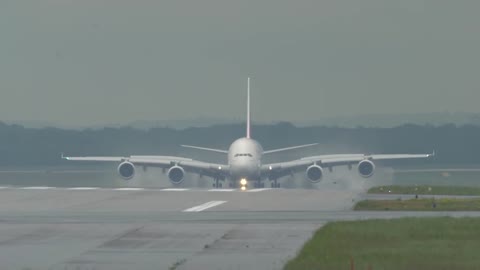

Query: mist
[{"left": 1, "top": 1, "right": 480, "bottom": 127}]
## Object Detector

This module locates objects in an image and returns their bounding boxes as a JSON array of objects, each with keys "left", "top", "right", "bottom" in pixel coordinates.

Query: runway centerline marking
[
  {"left": 183, "top": 201, "right": 227, "bottom": 212},
  {"left": 66, "top": 187, "right": 99, "bottom": 190},
  {"left": 246, "top": 188, "right": 272, "bottom": 192},
  {"left": 21, "top": 186, "right": 56, "bottom": 190}
]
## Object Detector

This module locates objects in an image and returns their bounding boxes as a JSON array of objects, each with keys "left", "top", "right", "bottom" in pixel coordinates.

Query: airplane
[{"left": 63, "top": 78, "right": 433, "bottom": 190}]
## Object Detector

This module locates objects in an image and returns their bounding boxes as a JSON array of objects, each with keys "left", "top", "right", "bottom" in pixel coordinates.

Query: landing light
[
  {"left": 241, "top": 186, "right": 246, "bottom": 191},
  {"left": 240, "top": 178, "right": 247, "bottom": 186}
]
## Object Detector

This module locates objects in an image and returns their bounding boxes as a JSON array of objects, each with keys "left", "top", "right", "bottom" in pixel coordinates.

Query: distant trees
[{"left": 0, "top": 121, "right": 477, "bottom": 165}]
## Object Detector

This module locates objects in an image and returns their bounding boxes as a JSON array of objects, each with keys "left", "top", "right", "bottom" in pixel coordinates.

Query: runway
[{"left": 1, "top": 187, "right": 480, "bottom": 270}]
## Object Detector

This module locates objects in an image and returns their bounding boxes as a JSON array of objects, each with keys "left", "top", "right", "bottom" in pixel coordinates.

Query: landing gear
[
  {"left": 271, "top": 179, "right": 280, "bottom": 188},
  {"left": 212, "top": 178, "right": 222, "bottom": 188}
]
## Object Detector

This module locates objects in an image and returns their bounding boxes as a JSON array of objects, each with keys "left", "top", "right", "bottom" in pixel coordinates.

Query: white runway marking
[
  {"left": 246, "top": 188, "right": 272, "bottom": 192},
  {"left": 183, "top": 201, "right": 227, "bottom": 212},
  {"left": 66, "top": 187, "right": 99, "bottom": 190},
  {"left": 21, "top": 186, "right": 55, "bottom": 190},
  {"left": 0, "top": 187, "right": 276, "bottom": 192}
]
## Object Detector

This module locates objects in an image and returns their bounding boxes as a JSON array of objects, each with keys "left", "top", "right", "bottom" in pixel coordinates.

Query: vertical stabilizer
[{"left": 246, "top": 77, "right": 251, "bottom": 138}]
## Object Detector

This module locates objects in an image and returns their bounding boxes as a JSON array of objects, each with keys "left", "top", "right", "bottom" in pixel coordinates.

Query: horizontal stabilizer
[
  {"left": 263, "top": 143, "right": 318, "bottom": 154},
  {"left": 181, "top": 145, "right": 228, "bottom": 154}
]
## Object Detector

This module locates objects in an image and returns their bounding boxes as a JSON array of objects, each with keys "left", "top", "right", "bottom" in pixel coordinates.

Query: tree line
[{"left": 0, "top": 121, "right": 477, "bottom": 166}]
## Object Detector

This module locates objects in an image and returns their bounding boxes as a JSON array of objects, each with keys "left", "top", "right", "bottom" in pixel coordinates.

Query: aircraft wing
[
  {"left": 262, "top": 153, "right": 433, "bottom": 178},
  {"left": 63, "top": 155, "right": 229, "bottom": 179},
  {"left": 263, "top": 143, "right": 318, "bottom": 154},
  {"left": 180, "top": 145, "right": 228, "bottom": 154}
]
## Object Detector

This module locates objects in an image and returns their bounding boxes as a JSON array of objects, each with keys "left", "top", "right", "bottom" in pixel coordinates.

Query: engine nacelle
[
  {"left": 358, "top": 159, "right": 375, "bottom": 178},
  {"left": 168, "top": 166, "right": 185, "bottom": 185},
  {"left": 306, "top": 165, "right": 324, "bottom": 183},
  {"left": 118, "top": 162, "right": 135, "bottom": 180}
]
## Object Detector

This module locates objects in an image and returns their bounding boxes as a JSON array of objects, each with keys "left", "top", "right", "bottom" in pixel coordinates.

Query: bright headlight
[
  {"left": 240, "top": 178, "right": 247, "bottom": 186},
  {"left": 241, "top": 186, "right": 246, "bottom": 191}
]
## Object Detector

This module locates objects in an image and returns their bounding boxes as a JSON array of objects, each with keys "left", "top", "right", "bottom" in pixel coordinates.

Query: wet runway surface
[{"left": 0, "top": 187, "right": 480, "bottom": 270}]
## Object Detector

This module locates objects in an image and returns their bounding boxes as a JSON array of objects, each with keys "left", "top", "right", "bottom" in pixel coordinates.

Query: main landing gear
[
  {"left": 212, "top": 178, "right": 222, "bottom": 188},
  {"left": 270, "top": 179, "right": 280, "bottom": 188},
  {"left": 212, "top": 178, "right": 279, "bottom": 189}
]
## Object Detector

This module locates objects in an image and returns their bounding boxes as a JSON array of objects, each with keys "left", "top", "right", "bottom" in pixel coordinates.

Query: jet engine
[
  {"left": 168, "top": 166, "right": 185, "bottom": 185},
  {"left": 118, "top": 161, "right": 135, "bottom": 180},
  {"left": 358, "top": 160, "right": 375, "bottom": 178},
  {"left": 306, "top": 165, "right": 324, "bottom": 183}
]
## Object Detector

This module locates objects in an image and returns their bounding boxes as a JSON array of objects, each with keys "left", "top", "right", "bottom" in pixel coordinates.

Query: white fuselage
[{"left": 228, "top": 137, "right": 263, "bottom": 180}]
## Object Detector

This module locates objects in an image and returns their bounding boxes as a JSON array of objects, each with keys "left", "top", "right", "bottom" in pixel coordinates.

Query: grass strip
[
  {"left": 354, "top": 198, "right": 480, "bottom": 211},
  {"left": 284, "top": 217, "right": 480, "bottom": 270},
  {"left": 368, "top": 185, "right": 480, "bottom": 195}
]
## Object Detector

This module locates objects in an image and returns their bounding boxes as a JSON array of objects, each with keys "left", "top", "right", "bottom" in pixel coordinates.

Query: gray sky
[{"left": 1, "top": 0, "right": 479, "bottom": 126}]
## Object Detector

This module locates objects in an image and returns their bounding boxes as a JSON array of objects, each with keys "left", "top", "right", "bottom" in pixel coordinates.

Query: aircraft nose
[
  {"left": 231, "top": 159, "right": 257, "bottom": 174},
  {"left": 232, "top": 161, "right": 247, "bottom": 169}
]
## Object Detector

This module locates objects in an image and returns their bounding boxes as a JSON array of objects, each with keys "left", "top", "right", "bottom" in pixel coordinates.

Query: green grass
[
  {"left": 393, "top": 170, "right": 480, "bottom": 187},
  {"left": 284, "top": 217, "right": 480, "bottom": 270},
  {"left": 354, "top": 198, "right": 480, "bottom": 211},
  {"left": 368, "top": 185, "right": 480, "bottom": 195}
]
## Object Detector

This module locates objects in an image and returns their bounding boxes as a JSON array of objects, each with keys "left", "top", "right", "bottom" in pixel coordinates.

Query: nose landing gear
[{"left": 239, "top": 178, "right": 248, "bottom": 191}]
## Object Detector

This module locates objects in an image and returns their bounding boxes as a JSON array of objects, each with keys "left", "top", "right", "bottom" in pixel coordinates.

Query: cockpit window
[{"left": 234, "top": 153, "right": 253, "bottom": 157}]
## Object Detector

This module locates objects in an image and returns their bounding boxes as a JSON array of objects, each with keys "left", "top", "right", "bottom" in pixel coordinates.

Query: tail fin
[{"left": 246, "top": 77, "right": 251, "bottom": 138}]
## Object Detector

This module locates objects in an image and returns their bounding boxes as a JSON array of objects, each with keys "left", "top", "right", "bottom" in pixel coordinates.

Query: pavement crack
[
  {"left": 169, "top": 258, "right": 187, "bottom": 270},
  {"left": 99, "top": 226, "right": 146, "bottom": 248},
  {"left": 201, "top": 227, "right": 238, "bottom": 252}
]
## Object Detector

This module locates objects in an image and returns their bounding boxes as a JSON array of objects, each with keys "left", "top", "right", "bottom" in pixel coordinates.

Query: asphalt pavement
[{"left": 0, "top": 186, "right": 479, "bottom": 270}]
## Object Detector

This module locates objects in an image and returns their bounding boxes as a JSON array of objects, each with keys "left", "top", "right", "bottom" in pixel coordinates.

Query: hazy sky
[{"left": 1, "top": 0, "right": 479, "bottom": 126}]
